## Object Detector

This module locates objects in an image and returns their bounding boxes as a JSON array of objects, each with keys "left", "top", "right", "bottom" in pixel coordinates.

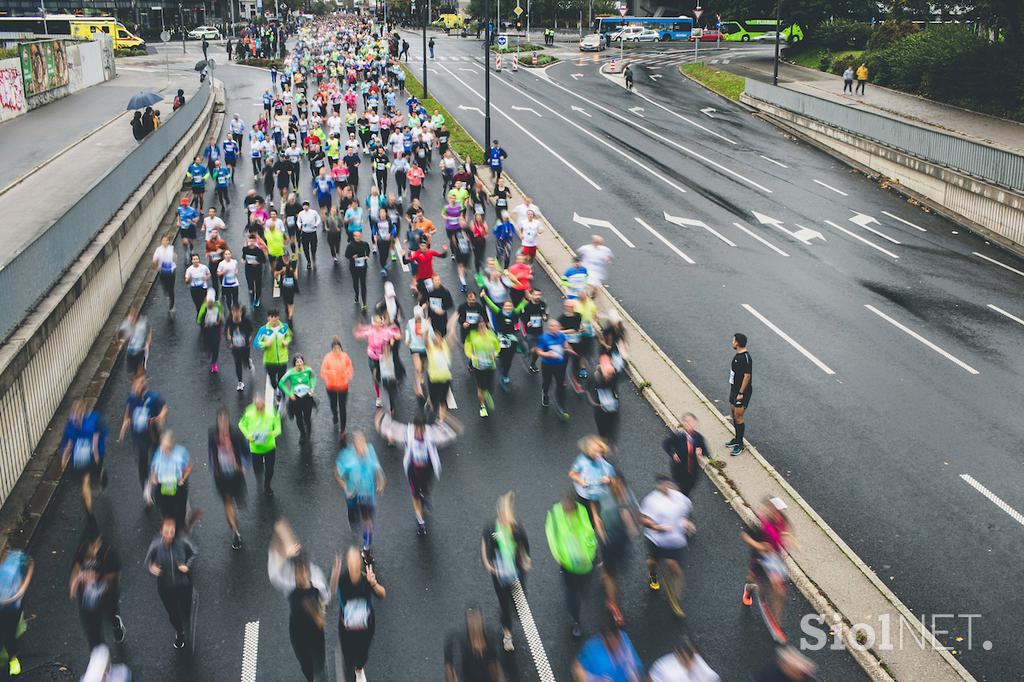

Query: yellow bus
[{"left": 0, "top": 15, "right": 145, "bottom": 49}]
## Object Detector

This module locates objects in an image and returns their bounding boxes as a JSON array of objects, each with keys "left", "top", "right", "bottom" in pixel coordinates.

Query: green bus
[{"left": 719, "top": 19, "right": 803, "bottom": 42}]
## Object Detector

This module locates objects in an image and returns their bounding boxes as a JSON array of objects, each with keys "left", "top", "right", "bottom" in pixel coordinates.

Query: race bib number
[
  {"left": 354, "top": 256, "right": 367, "bottom": 267},
  {"left": 343, "top": 599, "right": 370, "bottom": 630},
  {"left": 529, "top": 315, "right": 542, "bottom": 328},
  {"left": 132, "top": 406, "right": 150, "bottom": 433},
  {"left": 73, "top": 439, "right": 93, "bottom": 468},
  {"left": 466, "top": 312, "right": 479, "bottom": 325}
]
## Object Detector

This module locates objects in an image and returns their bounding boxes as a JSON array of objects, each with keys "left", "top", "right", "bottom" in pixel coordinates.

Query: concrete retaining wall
[
  {"left": 0, "top": 36, "right": 116, "bottom": 124},
  {"left": 742, "top": 93, "right": 1024, "bottom": 255},
  {"left": 0, "top": 83, "right": 216, "bottom": 507}
]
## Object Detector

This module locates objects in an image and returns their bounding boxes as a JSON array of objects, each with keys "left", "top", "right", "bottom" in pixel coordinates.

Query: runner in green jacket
[
  {"left": 238, "top": 395, "right": 282, "bottom": 495},
  {"left": 545, "top": 492, "right": 597, "bottom": 638},
  {"left": 254, "top": 310, "right": 292, "bottom": 395},
  {"left": 463, "top": 321, "right": 500, "bottom": 418}
]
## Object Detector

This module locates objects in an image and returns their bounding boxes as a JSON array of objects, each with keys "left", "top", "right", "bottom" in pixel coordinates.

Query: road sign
[
  {"left": 496, "top": 34, "right": 507, "bottom": 46},
  {"left": 532, "top": 50, "right": 537, "bottom": 65},
  {"left": 160, "top": 30, "right": 171, "bottom": 42},
  {"left": 618, "top": 5, "right": 627, "bottom": 16},
  {"left": 513, "top": 5, "right": 523, "bottom": 16},
  {"left": 694, "top": 8, "right": 703, "bottom": 19}
]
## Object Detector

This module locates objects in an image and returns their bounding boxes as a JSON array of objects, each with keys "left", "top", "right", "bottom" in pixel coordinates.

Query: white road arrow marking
[
  {"left": 511, "top": 105, "right": 542, "bottom": 117},
  {"left": 459, "top": 67, "right": 476, "bottom": 73},
  {"left": 850, "top": 213, "right": 901, "bottom": 244},
  {"left": 881, "top": 210, "right": 927, "bottom": 232},
  {"left": 572, "top": 212, "right": 636, "bottom": 248},
  {"left": 458, "top": 105, "right": 484, "bottom": 116},
  {"left": 649, "top": 74, "right": 663, "bottom": 81},
  {"left": 750, "top": 211, "right": 824, "bottom": 246},
  {"left": 635, "top": 218, "right": 695, "bottom": 263},
  {"left": 663, "top": 212, "right": 736, "bottom": 247},
  {"left": 570, "top": 105, "right": 591, "bottom": 117},
  {"left": 791, "top": 224, "right": 827, "bottom": 244},
  {"left": 628, "top": 106, "right": 645, "bottom": 118},
  {"left": 648, "top": 65, "right": 663, "bottom": 70},
  {"left": 700, "top": 107, "right": 716, "bottom": 118},
  {"left": 570, "top": 73, "right": 584, "bottom": 80}
]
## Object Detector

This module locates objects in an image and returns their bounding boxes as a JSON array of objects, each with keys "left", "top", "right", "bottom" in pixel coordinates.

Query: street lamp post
[
  {"left": 178, "top": 3, "right": 186, "bottom": 53},
  {"left": 483, "top": 0, "right": 491, "bottom": 149},
  {"left": 421, "top": 0, "right": 428, "bottom": 98},
  {"left": 772, "top": 0, "right": 781, "bottom": 85},
  {"left": 39, "top": 0, "right": 48, "bottom": 34}
]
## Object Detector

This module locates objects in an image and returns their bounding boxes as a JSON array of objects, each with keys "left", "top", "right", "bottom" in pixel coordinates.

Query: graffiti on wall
[{"left": 0, "top": 67, "right": 25, "bottom": 111}]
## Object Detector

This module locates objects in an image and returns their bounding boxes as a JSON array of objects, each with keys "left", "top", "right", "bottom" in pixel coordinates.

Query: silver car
[{"left": 579, "top": 33, "right": 605, "bottom": 51}]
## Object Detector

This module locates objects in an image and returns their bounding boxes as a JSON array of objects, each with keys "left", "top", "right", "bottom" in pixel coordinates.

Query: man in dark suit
[{"left": 663, "top": 413, "right": 709, "bottom": 496}]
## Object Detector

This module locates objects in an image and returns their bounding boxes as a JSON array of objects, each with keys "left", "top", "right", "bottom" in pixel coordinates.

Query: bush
[
  {"left": 866, "top": 20, "right": 918, "bottom": 52},
  {"left": 811, "top": 19, "right": 872, "bottom": 51},
  {"left": 237, "top": 58, "right": 285, "bottom": 70},
  {"left": 828, "top": 52, "right": 865, "bottom": 75},
  {"left": 868, "top": 24, "right": 1024, "bottom": 121},
  {"left": 115, "top": 47, "right": 148, "bottom": 57},
  {"left": 491, "top": 42, "right": 545, "bottom": 53}
]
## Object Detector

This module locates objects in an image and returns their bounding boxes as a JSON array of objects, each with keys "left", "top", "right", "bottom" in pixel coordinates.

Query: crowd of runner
[{"left": 22, "top": 13, "right": 820, "bottom": 682}]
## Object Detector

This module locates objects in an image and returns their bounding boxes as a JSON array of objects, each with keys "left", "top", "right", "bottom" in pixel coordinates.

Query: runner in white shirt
[
  {"left": 152, "top": 236, "right": 177, "bottom": 313},
  {"left": 640, "top": 474, "right": 695, "bottom": 611},
  {"left": 649, "top": 640, "right": 720, "bottom": 682},
  {"left": 577, "top": 234, "right": 614, "bottom": 288},
  {"left": 297, "top": 201, "right": 324, "bottom": 269},
  {"left": 203, "top": 209, "right": 226, "bottom": 241},
  {"left": 512, "top": 196, "right": 542, "bottom": 225},
  {"left": 517, "top": 210, "right": 544, "bottom": 262},
  {"left": 327, "top": 114, "right": 343, "bottom": 136},
  {"left": 184, "top": 254, "right": 213, "bottom": 314}
]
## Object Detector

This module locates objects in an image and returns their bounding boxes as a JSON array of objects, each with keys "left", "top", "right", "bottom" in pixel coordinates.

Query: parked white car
[
  {"left": 188, "top": 25, "right": 222, "bottom": 40},
  {"left": 609, "top": 25, "right": 659, "bottom": 43}
]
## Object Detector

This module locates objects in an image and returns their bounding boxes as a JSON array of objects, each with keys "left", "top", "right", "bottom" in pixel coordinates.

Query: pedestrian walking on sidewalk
[
  {"left": 842, "top": 65, "right": 854, "bottom": 94},
  {"left": 226, "top": 38, "right": 233, "bottom": 61},
  {"left": 855, "top": 63, "right": 868, "bottom": 95},
  {"left": 428, "top": 37, "right": 435, "bottom": 59}
]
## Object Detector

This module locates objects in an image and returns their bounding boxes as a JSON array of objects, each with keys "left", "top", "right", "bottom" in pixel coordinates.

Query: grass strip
[
  {"left": 680, "top": 62, "right": 745, "bottom": 101},
  {"left": 400, "top": 62, "right": 484, "bottom": 163}
]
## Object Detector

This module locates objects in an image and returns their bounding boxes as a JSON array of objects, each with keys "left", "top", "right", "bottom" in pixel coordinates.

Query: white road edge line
[
  {"left": 240, "top": 620, "right": 259, "bottom": 682},
  {"left": 824, "top": 220, "right": 899, "bottom": 260},
  {"left": 631, "top": 89, "right": 738, "bottom": 145},
  {"left": 881, "top": 210, "right": 927, "bottom": 232},
  {"left": 435, "top": 63, "right": 601, "bottom": 191},
  {"left": 512, "top": 581, "right": 557, "bottom": 682},
  {"left": 635, "top": 217, "right": 696, "bottom": 264},
  {"left": 732, "top": 222, "right": 790, "bottom": 257},
  {"left": 742, "top": 304, "right": 835, "bottom": 375},
  {"left": 534, "top": 69, "right": 773, "bottom": 193},
  {"left": 849, "top": 216, "right": 901, "bottom": 245},
  {"left": 987, "top": 303, "right": 1024, "bottom": 327},
  {"left": 813, "top": 179, "right": 849, "bottom": 196},
  {"left": 759, "top": 154, "right": 788, "bottom": 169},
  {"left": 864, "top": 304, "right": 979, "bottom": 375},
  {"left": 471, "top": 64, "right": 690, "bottom": 196},
  {"left": 973, "top": 251, "right": 1024, "bottom": 278},
  {"left": 960, "top": 475, "right": 1024, "bottom": 528}
]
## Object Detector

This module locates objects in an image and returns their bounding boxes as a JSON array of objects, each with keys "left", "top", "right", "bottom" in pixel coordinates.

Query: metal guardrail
[
  {"left": 0, "top": 80, "right": 211, "bottom": 341},
  {"left": 745, "top": 79, "right": 1024, "bottom": 194}
]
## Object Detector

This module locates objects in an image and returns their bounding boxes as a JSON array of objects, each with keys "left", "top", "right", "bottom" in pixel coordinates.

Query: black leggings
[
  {"left": 375, "top": 170, "right": 388, "bottom": 193},
  {"left": 245, "top": 266, "right": 263, "bottom": 305},
  {"left": 201, "top": 326, "right": 221, "bottom": 365},
  {"left": 492, "top": 575, "right": 521, "bottom": 630},
  {"left": 290, "top": 618, "right": 325, "bottom": 681},
  {"left": 499, "top": 346, "right": 515, "bottom": 378},
  {"left": 157, "top": 582, "right": 192, "bottom": 635},
  {"left": 428, "top": 380, "right": 450, "bottom": 415},
  {"left": 350, "top": 267, "right": 368, "bottom": 305},
  {"left": 252, "top": 450, "right": 277, "bottom": 490},
  {"left": 80, "top": 592, "right": 119, "bottom": 648},
  {"left": 561, "top": 568, "right": 591, "bottom": 623},
  {"left": 266, "top": 363, "right": 287, "bottom": 391},
  {"left": 339, "top": 616, "right": 375, "bottom": 671},
  {"left": 0, "top": 609, "right": 21, "bottom": 659},
  {"left": 395, "top": 171, "right": 407, "bottom": 196},
  {"left": 328, "top": 389, "right": 348, "bottom": 431},
  {"left": 288, "top": 395, "right": 314, "bottom": 434},
  {"left": 377, "top": 240, "right": 392, "bottom": 269},
  {"left": 222, "top": 285, "right": 240, "bottom": 309},
  {"left": 159, "top": 270, "right": 176, "bottom": 309},
  {"left": 542, "top": 362, "right": 568, "bottom": 411},
  {"left": 252, "top": 157, "right": 262, "bottom": 175},
  {"left": 410, "top": 184, "right": 421, "bottom": 201},
  {"left": 300, "top": 232, "right": 318, "bottom": 266},
  {"left": 326, "top": 231, "right": 342, "bottom": 258},
  {"left": 190, "top": 286, "right": 207, "bottom": 313},
  {"left": 231, "top": 346, "right": 250, "bottom": 382}
]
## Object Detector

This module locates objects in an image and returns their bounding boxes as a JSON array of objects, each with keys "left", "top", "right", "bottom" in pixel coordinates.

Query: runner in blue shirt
[
  {"left": 212, "top": 160, "right": 232, "bottom": 213},
  {"left": 493, "top": 212, "right": 516, "bottom": 268},
  {"left": 177, "top": 197, "right": 200, "bottom": 259},
  {"left": 487, "top": 140, "right": 508, "bottom": 190},
  {"left": 60, "top": 400, "right": 108, "bottom": 513},
  {"left": 335, "top": 431, "right": 385, "bottom": 561},
  {"left": 313, "top": 169, "right": 335, "bottom": 215},
  {"left": 222, "top": 135, "right": 239, "bottom": 177},
  {"left": 187, "top": 156, "right": 209, "bottom": 210},
  {"left": 573, "top": 626, "right": 644, "bottom": 682},
  {"left": 535, "top": 319, "right": 574, "bottom": 419}
]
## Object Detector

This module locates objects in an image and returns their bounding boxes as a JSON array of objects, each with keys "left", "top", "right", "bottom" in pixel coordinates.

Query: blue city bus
[{"left": 595, "top": 16, "right": 694, "bottom": 42}]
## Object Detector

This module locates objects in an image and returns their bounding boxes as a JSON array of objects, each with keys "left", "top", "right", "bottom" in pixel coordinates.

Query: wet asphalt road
[
  {"left": 13, "top": 52, "right": 866, "bottom": 681},
  {"left": 399, "top": 33, "right": 1024, "bottom": 678}
]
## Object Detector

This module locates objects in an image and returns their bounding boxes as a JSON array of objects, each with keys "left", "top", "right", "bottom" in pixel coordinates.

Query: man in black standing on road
[
  {"left": 201, "top": 37, "right": 210, "bottom": 61},
  {"left": 226, "top": 37, "right": 233, "bottom": 61},
  {"left": 727, "top": 333, "right": 752, "bottom": 456}
]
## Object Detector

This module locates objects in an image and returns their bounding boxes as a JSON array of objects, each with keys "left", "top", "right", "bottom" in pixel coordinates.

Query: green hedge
[
  {"left": 867, "top": 24, "right": 1024, "bottom": 122},
  {"left": 115, "top": 47, "right": 148, "bottom": 57},
  {"left": 400, "top": 63, "right": 483, "bottom": 163},
  {"left": 237, "top": 57, "right": 285, "bottom": 70},
  {"left": 0, "top": 47, "right": 17, "bottom": 60},
  {"left": 866, "top": 20, "right": 919, "bottom": 51},
  {"left": 490, "top": 42, "right": 545, "bottom": 53},
  {"left": 810, "top": 19, "right": 872, "bottom": 51}
]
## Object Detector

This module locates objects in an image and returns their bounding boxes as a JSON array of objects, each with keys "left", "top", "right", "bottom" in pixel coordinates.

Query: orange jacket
[{"left": 320, "top": 350, "right": 354, "bottom": 391}]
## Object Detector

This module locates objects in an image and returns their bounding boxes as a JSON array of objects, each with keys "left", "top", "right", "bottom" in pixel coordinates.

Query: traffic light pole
[{"left": 772, "top": 0, "right": 781, "bottom": 85}]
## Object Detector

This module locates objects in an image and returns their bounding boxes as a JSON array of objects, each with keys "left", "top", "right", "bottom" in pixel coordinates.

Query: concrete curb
[{"left": 0, "top": 81, "right": 224, "bottom": 554}]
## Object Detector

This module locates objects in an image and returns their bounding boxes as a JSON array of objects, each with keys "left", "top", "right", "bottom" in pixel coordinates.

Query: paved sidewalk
[
  {"left": 724, "top": 55, "right": 1024, "bottom": 154},
  {"left": 0, "top": 52, "right": 202, "bottom": 269}
]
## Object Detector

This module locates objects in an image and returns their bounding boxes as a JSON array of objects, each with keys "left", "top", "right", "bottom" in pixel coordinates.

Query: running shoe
[
  {"left": 416, "top": 521, "right": 427, "bottom": 536},
  {"left": 500, "top": 376, "right": 511, "bottom": 392},
  {"left": 730, "top": 444, "right": 743, "bottom": 456},
  {"left": 503, "top": 632, "right": 514, "bottom": 652},
  {"left": 173, "top": 633, "right": 186, "bottom": 649},
  {"left": 559, "top": 410, "right": 570, "bottom": 422},
  {"left": 237, "top": 381, "right": 245, "bottom": 391},
  {"left": 375, "top": 397, "right": 383, "bottom": 407},
  {"left": 361, "top": 548, "right": 374, "bottom": 565},
  {"left": 528, "top": 365, "right": 539, "bottom": 374},
  {"left": 211, "top": 362, "right": 219, "bottom": 374},
  {"left": 571, "top": 622, "right": 582, "bottom": 638},
  {"left": 113, "top": 615, "right": 126, "bottom": 643},
  {"left": 725, "top": 438, "right": 738, "bottom": 447},
  {"left": 232, "top": 533, "right": 243, "bottom": 551},
  {"left": 648, "top": 573, "right": 661, "bottom": 591},
  {"left": 541, "top": 392, "right": 550, "bottom": 407},
  {"left": 742, "top": 587, "right": 753, "bottom": 606},
  {"left": 8, "top": 657, "right": 20, "bottom": 676},
  {"left": 355, "top": 670, "right": 367, "bottom": 682},
  {"left": 479, "top": 404, "right": 488, "bottom": 418}
]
